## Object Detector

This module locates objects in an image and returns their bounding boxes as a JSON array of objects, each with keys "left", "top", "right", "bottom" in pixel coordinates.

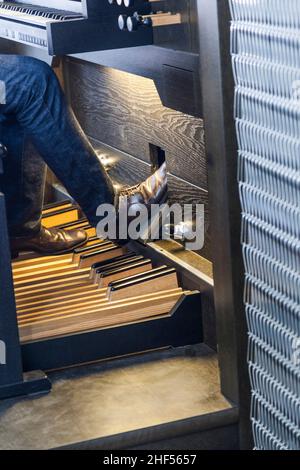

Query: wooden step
[
  {"left": 19, "top": 289, "right": 185, "bottom": 343},
  {"left": 42, "top": 207, "right": 79, "bottom": 228},
  {"left": 42, "top": 200, "right": 73, "bottom": 215},
  {"left": 107, "top": 266, "right": 178, "bottom": 301}
]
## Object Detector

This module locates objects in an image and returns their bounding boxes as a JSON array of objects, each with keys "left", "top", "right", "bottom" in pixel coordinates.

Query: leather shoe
[
  {"left": 110, "top": 162, "right": 168, "bottom": 243},
  {"left": 10, "top": 226, "right": 87, "bottom": 258},
  {"left": 117, "top": 162, "right": 168, "bottom": 217}
]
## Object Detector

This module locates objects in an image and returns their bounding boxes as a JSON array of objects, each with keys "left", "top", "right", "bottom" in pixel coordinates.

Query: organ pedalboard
[
  {"left": 12, "top": 200, "right": 203, "bottom": 372},
  {"left": 0, "top": 0, "right": 181, "bottom": 55}
]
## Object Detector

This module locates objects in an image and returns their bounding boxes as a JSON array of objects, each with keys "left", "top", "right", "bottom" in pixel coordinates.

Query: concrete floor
[{"left": 0, "top": 344, "right": 236, "bottom": 450}]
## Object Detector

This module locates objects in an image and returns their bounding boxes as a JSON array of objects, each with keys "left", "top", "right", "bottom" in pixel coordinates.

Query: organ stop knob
[
  {"left": 0, "top": 143, "right": 7, "bottom": 158},
  {"left": 118, "top": 14, "right": 129, "bottom": 30},
  {"left": 108, "top": 0, "right": 161, "bottom": 8},
  {"left": 119, "top": 0, "right": 162, "bottom": 6},
  {"left": 118, "top": 11, "right": 181, "bottom": 31},
  {"left": 128, "top": 12, "right": 152, "bottom": 31}
]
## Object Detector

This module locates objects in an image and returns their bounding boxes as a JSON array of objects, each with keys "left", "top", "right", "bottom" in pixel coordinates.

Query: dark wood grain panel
[
  {"left": 66, "top": 58, "right": 207, "bottom": 190},
  {"left": 90, "top": 138, "right": 208, "bottom": 204},
  {"left": 90, "top": 139, "right": 211, "bottom": 260},
  {"left": 70, "top": 47, "right": 201, "bottom": 117}
]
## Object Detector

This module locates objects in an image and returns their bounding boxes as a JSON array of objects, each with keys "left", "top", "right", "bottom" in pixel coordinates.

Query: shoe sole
[{"left": 11, "top": 233, "right": 89, "bottom": 259}]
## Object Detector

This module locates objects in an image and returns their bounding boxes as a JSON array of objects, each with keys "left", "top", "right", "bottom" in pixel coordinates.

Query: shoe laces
[{"left": 119, "top": 183, "right": 141, "bottom": 197}]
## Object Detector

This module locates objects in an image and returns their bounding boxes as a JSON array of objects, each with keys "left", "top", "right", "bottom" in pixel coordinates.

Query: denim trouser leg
[
  {"left": 0, "top": 118, "right": 46, "bottom": 236},
  {"left": 0, "top": 55, "right": 115, "bottom": 236}
]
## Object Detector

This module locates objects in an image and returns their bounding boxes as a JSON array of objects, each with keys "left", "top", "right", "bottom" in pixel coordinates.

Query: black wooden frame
[
  {"left": 0, "top": 192, "right": 51, "bottom": 400},
  {"left": 197, "top": 0, "right": 252, "bottom": 448}
]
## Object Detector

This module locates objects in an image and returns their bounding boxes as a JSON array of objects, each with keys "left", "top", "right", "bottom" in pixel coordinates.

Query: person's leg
[
  {"left": 0, "top": 54, "right": 167, "bottom": 253},
  {"left": 0, "top": 55, "right": 115, "bottom": 228},
  {"left": 0, "top": 117, "right": 46, "bottom": 237}
]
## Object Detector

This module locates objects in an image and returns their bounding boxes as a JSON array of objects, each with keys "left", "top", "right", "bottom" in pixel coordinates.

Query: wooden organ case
[{"left": 0, "top": 0, "right": 251, "bottom": 449}]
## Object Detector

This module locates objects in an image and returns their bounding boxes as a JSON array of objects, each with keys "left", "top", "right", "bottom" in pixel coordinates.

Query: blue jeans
[{"left": 0, "top": 55, "right": 115, "bottom": 237}]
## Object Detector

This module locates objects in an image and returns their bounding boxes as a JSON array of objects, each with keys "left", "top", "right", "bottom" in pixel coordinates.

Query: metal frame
[{"left": 197, "top": 0, "right": 252, "bottom": 448}]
